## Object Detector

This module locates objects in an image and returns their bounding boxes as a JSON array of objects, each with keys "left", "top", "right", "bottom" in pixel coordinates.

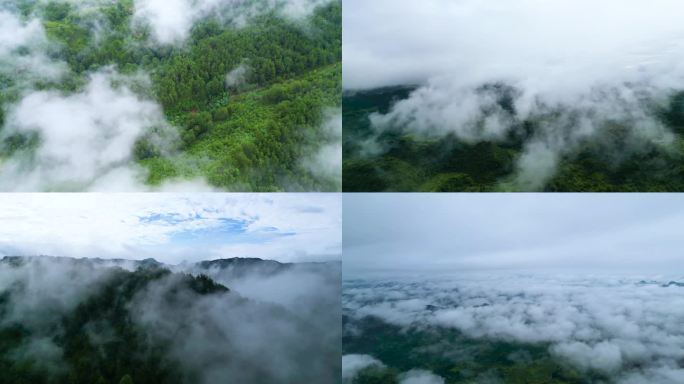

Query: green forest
[
  {"left": 0, "top": 0, "right": 341, "bottom": 191},
  {"left": 343, "top": 316, "right": 603, "bottom": 384},
  {"left": 343, "top": 87, "right": 684, "bottom": 192}
]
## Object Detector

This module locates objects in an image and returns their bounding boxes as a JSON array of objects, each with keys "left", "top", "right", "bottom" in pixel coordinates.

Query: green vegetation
[
  {"left": 2, "top": 0, "right": 341, "bottom": 191},
  {"left": 344, "top": 316, "right": 601, "bottom": 384},
  {"left": 343, "top": 87, "right": 684, "bottom": 192}
]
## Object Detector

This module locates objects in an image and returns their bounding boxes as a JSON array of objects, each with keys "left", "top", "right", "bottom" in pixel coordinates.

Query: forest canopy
[{"left": 0, "top": 0, "right": 341, "bottom": 191}]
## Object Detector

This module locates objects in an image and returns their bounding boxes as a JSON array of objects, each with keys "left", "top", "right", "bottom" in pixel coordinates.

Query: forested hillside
[
  {"left": 343, "top": 87, "right": 684, "bottom": 192},
  {"left": 0, "top": 255, "right": 341, "bottom": 383},
  {"left": 0, "top": 0, "right": 341, "bottom": 191}
]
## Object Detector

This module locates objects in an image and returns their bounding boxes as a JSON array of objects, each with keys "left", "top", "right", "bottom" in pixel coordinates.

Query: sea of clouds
[{"left": 343, "top": 272, "right": 684, "bottom": 383}]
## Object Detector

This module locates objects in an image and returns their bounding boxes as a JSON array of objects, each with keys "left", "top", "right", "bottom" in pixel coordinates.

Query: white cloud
[
  {"left": 552, "top": 341, "right": 623, "bottom": 374},
  {"left": 0, "top": 69, "right": 177, "bottom": 191},
  {"left": 342, "top": 354, "right": 385, "bottom": 382},
  {"left": 343, "top": 194, "right": 684, "bottom": 381},
  {"left": 131, "top": 266, "right": 340, "bottom": 383},
  {"left": 0, "top": 11, "right": 43, "bottom": 55},
  {"left": 133, "top": 0, "right": 197, "bottom": 44},
  {"left": 225, "top": 63, "right": 250, "bottom": 89},
  {"left": 399, "top": 369, "right": 445, "bottom": 384},
  {"left": 0, "top": 10, "right": 66, "bottom": 84},
  {"left": 302, "top": 109, "right": 342, "bottom": 190},
  {"left": 342, "top": 354, "right": 445, "bottom": 384},
  {"left": 134, "top": 0, "right": 335, "bottom": 45}
]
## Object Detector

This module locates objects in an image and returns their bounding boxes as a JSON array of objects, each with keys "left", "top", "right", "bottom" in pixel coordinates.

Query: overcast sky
[
  {"left": 0, "top": 193, "right": 341, "bottom": 264},
  {"left": 344, "top": 194, "right": 684, "bottom": 275},
  {"left": 343, "top": 0, "right": 684, "bottom": 91}
]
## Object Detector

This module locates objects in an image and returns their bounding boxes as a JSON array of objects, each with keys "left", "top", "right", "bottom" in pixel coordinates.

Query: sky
[
  {"left": 343, "top": 0, "right": 684, "bottom": 91},
  {"left": 344, "top": 193, "right": 684, "bottom": 275},
  {"left": 0, "top": 193, "right": 341, "bottom": 264}
]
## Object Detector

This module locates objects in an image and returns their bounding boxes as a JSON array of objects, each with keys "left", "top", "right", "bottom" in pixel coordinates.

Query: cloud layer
[
  {"left": 344, "top": 274, "right": 684, "bottom": 383},
  {"left": 341, "top": 353, "right": 446, "bottom": 384}
]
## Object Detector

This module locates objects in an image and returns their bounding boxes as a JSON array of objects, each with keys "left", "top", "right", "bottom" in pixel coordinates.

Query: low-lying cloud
[
  {"left": 399, "top": 369, "right": 445, "bottom": 384},
  {"left": 342, "top": 354, "right": 385, "bottom": 382},
  {"left": 225, "top": 63, "right": 250, "bottom": 89},
  {"left": 0, "top": 69, "right": 178, "bottom": 191},
  {"left": 341, "top": 353, "right": 446, "bottom": 384},
  {"left": 134, "top": 0, "right": 335, "bottom": 45},
  {"left": 0, "top": 4, "right": 211, "bottom": 191},
  {"left": 302, "top": 109, "right": 342, "bottom": 190},
  {"left": 0, "top": 10, "right": 66, "bottom": 86},
  {"left": 133, "top": 262, "right": 341, "bottom": 383}
]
